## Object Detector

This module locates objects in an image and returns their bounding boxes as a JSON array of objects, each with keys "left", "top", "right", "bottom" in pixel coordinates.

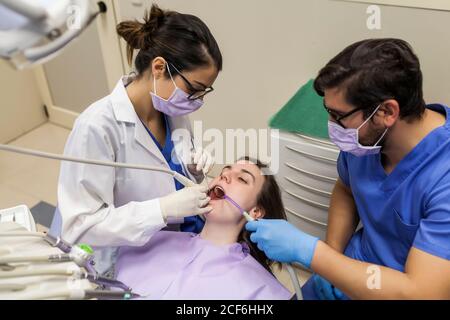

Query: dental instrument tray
[{"left": 0, "top": 209, "right": 139, "bottom": 300}]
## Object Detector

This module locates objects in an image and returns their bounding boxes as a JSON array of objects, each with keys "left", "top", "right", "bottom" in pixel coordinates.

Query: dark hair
[
  {"left": 237, "top": 157, "right": 287, "bottom": 274},
  {"left": 314, "top": 38, "right": 426, "bottom": 120},
  {"left": 116, "top": 3, "right": 222, "bottom": 76}
]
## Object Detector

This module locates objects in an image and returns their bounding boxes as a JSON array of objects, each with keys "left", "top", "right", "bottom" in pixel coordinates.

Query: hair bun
[
  {"left": 116, "top": 20, "right": 144, "bottom": 51},
  {"left": 141, "top": 4, "right": 166, "bottom": 38},
  {"left": 116, "top": 2, "right": 222, "bottom": 72},
  {"left": 116, "top": 4, "right": 167, "bottom": 52}
]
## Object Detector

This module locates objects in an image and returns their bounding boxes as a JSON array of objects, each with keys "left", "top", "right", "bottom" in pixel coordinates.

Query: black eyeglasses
[
  {"left": 323, "top": 102, "right": 364, "bottom": 128},
  {"left": 167, "top": 63, "right": 214, "bottom": 101}
]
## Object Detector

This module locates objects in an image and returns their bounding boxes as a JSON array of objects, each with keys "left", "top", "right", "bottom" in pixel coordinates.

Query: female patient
[{"left": 114, "top": 158, "right": 292, "bottom": 300}]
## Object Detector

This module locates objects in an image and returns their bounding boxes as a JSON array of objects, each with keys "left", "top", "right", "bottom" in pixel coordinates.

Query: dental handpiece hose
[{"left": 0, "top": 144, "right": 196, "bottom": 188}]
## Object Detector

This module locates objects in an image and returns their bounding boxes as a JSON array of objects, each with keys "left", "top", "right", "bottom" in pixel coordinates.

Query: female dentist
[{"left": 55, "top": 4, "right": 222, "bottom": 275}]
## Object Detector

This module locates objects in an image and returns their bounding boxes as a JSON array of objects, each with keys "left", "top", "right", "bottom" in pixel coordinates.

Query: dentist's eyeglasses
[
  {"left": 168, "top": 62, "right": 214, "bottom": 101},
  {"left": 323, "top": 102, "right": 364, "bottom": 128}
]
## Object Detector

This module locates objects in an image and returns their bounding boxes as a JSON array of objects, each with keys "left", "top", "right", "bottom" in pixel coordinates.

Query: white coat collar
[
  {"left": 110, "top": 76, "right": 194, "bottom": 133},
  {"left": 110, "top": 76, "right": 138, "bottom": 124},
  {"left": 109, "top": 76, "right": 194, "bottom": 173},
  {"left": 109, "top": 76, "right": 165, "bottom": 164}
]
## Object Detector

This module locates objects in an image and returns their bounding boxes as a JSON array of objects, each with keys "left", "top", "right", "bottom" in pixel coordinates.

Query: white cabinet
[{"left": 272, "top": 131, "right": 339, "bottom": 240}]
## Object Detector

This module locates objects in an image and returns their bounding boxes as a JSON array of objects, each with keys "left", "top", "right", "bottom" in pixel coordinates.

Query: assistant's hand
[
  {"left": 312, "top": 274, "right": 345, "bottom": 300},
  {"left": 245, "top": 219, "right": 319, "bottom": 268},
  {"left": 159, "top": 185, "right": 211, "bottom": 219}
]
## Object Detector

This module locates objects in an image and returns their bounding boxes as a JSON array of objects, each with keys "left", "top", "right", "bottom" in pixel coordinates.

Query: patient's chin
[
  {"left": 208, "top": 199, "right": 223, "bottom": 210},
  {"left": 204, "top": 200, "right": 222, "bottom": 217}
]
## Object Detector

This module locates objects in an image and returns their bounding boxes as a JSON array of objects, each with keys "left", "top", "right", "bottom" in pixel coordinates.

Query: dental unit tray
[{"left": 0, "top": 213, "right": 140, "bottom": 300}]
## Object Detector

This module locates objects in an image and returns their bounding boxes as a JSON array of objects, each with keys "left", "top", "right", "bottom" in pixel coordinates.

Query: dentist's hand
[
  {"left": 245, "top": 219, "right": 319, "bottom": 268},
  {"left": 159, "top": 185, "right": 212, "bottom": 219},
  {"left": 312, "top": 274, "right": 345, "bottom": 300},
  {"left": 188, "top": 148, "right": 214, "bottom": 178}
]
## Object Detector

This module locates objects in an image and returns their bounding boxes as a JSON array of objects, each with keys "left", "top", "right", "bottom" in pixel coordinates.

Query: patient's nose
[{"left": 220, "top": 171, "right": 231, "bottom": 184}]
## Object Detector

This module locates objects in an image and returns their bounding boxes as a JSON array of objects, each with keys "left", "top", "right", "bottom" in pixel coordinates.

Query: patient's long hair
[{"left": 237, "top": 157, "right": 287, "bottom": 274}]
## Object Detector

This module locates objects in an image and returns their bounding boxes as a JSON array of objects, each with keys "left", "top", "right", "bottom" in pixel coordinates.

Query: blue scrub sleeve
[
  {"left": 337, "top": 152, "right": 350, "bottom": 187},
  {"left": 180, "top": 216, "right": 205, "bottom": 234},
  {"left": 413, "top": 178, "right": 450, "bottom": 260}
]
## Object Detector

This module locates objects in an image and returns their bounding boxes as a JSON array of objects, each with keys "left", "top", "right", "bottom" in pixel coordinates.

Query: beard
[{"left": 359, "top": 126, "right": 387, "bottom": 147}]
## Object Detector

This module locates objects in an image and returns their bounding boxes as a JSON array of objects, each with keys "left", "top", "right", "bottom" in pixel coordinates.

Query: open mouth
[{"left": 208, "top": 185, "right": 225, "bottom": 200}]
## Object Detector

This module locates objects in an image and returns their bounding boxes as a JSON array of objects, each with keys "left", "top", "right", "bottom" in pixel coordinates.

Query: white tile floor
[{"left": 0, "top": 122, "right": 71, "bottom": 209}]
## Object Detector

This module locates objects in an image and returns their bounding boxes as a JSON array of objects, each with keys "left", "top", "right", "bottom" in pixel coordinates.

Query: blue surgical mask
[{"left": 328, "top": 104, "right": 388, "bottom": 157}]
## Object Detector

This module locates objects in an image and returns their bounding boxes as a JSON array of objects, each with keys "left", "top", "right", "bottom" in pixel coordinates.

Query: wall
[
  {"left": 43, "top": 21, "right": 110, "bottom": 114},
  {"left": 342, "top": 0, "right": 450, "bottom": 11},
  {"left": 0, "top": 61, "right": 46, "bottom": 143},
  {"left": 115, "top": 0, "right": 450, "bottom": 136}
]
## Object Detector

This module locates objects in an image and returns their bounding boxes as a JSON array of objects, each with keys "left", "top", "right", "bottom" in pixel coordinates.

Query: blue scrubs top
[
  {"left": 302, "top": 104, "right": 450, "bottom": 300},
  {"left": 141, "top": 115, "right": 205, "bottom": 233},
  {"left": 339, "top": 104, "right": 450, "bottom": 271}
]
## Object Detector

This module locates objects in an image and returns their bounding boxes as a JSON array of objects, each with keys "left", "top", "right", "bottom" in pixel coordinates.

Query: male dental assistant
[{"left": 247, "top": 38, "right": 450, "bottom": 299}]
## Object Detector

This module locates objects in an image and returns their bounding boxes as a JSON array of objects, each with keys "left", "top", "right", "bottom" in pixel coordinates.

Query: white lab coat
[{"left": 57, "top": 76, "right": 198, "bottom": 274}]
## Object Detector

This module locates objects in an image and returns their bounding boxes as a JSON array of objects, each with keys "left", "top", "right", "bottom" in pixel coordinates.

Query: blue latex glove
[
  {"left": 312, "top": 274, "right": 345, "bottom": 300},
  {"left": 245, "top": 219, "right": 319, "bottom": 268}
]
